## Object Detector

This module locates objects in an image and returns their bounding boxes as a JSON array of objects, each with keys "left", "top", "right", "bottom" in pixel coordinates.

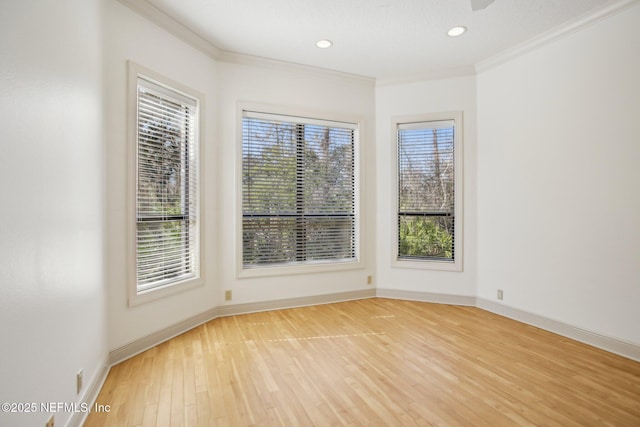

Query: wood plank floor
[{"left": 85, "top": 298, "right": 640, "bottom": 426}]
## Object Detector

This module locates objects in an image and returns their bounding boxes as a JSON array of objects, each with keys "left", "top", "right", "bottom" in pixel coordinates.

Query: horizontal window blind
[
  {"left": 136, "top": 77, "right": 199, "bottom": 291},
  {"left": 398, "top": 120, "right": 455, "bottom": 261},
  {"left": 242, "top": 111, "right": 356, "bottom": 268}
]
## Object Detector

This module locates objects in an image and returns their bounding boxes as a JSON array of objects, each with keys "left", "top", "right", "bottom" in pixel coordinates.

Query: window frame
[
  {"left": 391, "top": 111, "right": 463, "bottom": 272},
  {"left": 236, "top": 103, "right": 364, "bottom": 278},
  {"left": 127, "top": 61, "right": 204, "bottom": 306}
]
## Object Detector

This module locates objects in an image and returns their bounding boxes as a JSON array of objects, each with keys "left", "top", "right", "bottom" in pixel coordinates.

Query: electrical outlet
[
  {"left": 77, "top": 369, "right": 83, "bottom": 394},
  {"left": 497, "top": 289, "right": 504, "bottom": 300},
  {"left": 224, "top": 290, "right": 232, "bottom": 301},
  {"left": 367, "top": 275, "right": 373, "bottom": 285},
  {"left": 46, "top": 415, "right": 54, "bottom": 427}
]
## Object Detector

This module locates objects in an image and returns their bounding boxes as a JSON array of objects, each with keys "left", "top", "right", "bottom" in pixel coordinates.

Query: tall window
[
  {"left": 132, "top": 69, "right": 200, "bottom": 299},
  {"left": 242, "top": 110, "right": 358, "bottom": 271},
  {"left": 395, "top": 113, "right": 462, "bottom": 270}
]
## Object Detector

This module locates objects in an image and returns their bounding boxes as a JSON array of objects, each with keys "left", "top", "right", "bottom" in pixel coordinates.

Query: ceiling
[{"left": 144, "top": 0, "right": 612, "bottom": 79}]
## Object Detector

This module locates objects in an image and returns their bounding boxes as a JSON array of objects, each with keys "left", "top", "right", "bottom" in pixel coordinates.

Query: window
[
  {"left": 393, "top": 112, "right": 463, "bottom": 271},
  {"left": 129, "top": 63, "right": 202, "bottom": 304},
  {"left": 241, "top": 110, "right": 359, "bottom": 274}
]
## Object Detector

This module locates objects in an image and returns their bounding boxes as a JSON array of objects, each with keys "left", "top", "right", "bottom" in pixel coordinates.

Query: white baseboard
[
  {"left": 108, "top": 289, "right": 376, "bottom": 365},
  {"left": 376, "top": 288, "right": 477, "bottom": 306},
  {"left": 66, "top": 359, "right": 110, "bottom": 427},
  {"left": 108, "top": 288, "right": 639, "bottom": 370},
  {"left": 376, "top": 288, "right": 639, "bottom": 361},
  {"left": 109, "top": 307, "right": 219, "bottom": 365},
  {"left": 217, "top": 289, "right": 376, "bottom": 317},
  {"left": 477, "top": 298, "right": 640, "bottom": 362}
]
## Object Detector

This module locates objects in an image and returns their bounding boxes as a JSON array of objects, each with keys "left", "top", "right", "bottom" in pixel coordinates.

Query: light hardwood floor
[{"left": 85, "top": 298, "right": 640, "bottom": 426}]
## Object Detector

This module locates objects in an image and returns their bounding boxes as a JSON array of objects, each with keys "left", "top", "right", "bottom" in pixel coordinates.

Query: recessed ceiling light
[
  {"left": 447, "top": 26, "right": 467, "bottom": 37},
  {"left": 316, "top": 39, "right": 333, "bottom": 49}
]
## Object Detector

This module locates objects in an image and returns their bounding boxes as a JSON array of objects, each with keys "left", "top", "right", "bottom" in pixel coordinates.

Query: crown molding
[
  {"left": 118, "top": 0, "right": 637, "bottom": 87},
  {"left": 216, "top": 50, "right": 376, "bottom": 86},
  {"left": 117, "top": 0, "right": 376, "bottom": 85},
  {"left": 117, "top": 0, "right": 220, "bottom": 59},
  {"left": 476, "top": 0, "right": 639, "bottom": 73},
  {"left": 375, "top": 66, "right": 476, "bottom": 87}
]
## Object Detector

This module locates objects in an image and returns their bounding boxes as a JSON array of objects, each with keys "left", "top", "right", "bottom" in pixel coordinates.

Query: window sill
[
  {"left": 128, "top": 276, "right": 204, "bottom": 306},
  {"left": 237, "top": 259, "right": 362, "bottom": 279},
  {"left": 391, "top": 258, "right": 462, "bottom": 272}
]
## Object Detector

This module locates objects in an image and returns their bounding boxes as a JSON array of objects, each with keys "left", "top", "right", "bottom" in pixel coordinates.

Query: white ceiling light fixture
[
  {"left": 447, "top": 26, "right": 467, "bottom": 37},
  {"left": 143, "top": 0, "right": 610, "bottom": 78},
  {"left": 315, "top": 39, "right": 333, "bottom": 49}
]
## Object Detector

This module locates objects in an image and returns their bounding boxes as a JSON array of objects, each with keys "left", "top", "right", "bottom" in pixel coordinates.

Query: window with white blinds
[
  {"left": 135, "top": 75, "right": 200, "bottom": 293},
  {"left": 397, "top": 119, "right": 457, "bottom": 262},
  {"left": 242, "top": 111, "right": 357, "bottom": 269}
]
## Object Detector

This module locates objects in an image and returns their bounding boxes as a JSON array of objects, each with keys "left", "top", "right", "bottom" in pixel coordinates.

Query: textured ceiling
[{"left": 146, "top": 0, "right": 612, "bottom": 79}]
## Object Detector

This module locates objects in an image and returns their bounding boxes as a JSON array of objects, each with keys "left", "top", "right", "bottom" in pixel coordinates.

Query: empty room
[{"left": 1, "top": 0, "right": 639, "bottom": 426}]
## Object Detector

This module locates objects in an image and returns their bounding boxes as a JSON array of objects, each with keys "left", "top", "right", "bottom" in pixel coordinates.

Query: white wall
[
  {"left": 104, "top": 0, "right": 219, "bottom": 351},
  {"left": 104, "top": 2, "right": 377, "bottom": 350},
  {"left": 216, "top": 60, "right": 377, "bottom": 305},
  {"left": 0, "top": 1, "right": 107, "bottom": 426},
  {"left": 375, "top": 77, "right": 478, "bottom": 297},
  {"left": 2, "top": 5, "right": 637, "bottom": 422},
  {"left": 476, "top": 4, "right": 640, "bottom": 344}
]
